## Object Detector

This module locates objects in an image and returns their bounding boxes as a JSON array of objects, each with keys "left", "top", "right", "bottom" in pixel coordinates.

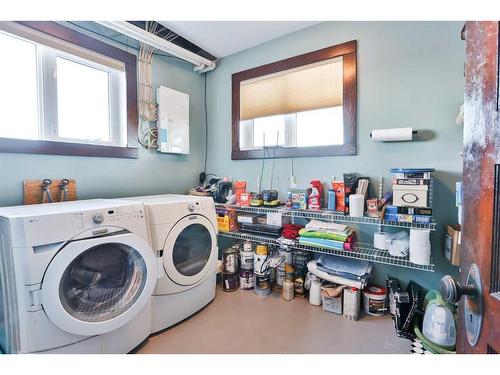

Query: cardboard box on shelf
[
  {"left": 444, "top": 224, "right": 461, "bottom": 266},
  {"left": 266, "top": 212, "right": 291, "bottom": 227},
  {"left": 216, "top": 207, "right": 238, "bottom": 232}
]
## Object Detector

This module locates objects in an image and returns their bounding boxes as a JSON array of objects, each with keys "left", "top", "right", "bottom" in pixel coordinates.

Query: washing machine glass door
[
  {"left": 163, "top": 215, "right": 217, "bottom": 286},
  {"left": 41, "top": 232, "right": 157, "bottom": 336}
]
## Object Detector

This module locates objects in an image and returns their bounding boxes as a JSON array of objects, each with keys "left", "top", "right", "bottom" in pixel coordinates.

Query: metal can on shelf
[
  {"left": 292, "top": 250, "right": 311, "bottom": 276},
  {"left": 254, "top": 271, "right": 271, "bottom": 296},
  {"left": 239, "top": 269, "right": 254, "bottom": 290},
  {"left": 222, "top": 272, "right": 239, "bottom": 292},
  {"left": 243, "top": 240, "right": 253, "bottom": 252},
  {"left": 222, "top": 248, "right": 239, "bottom": 274},
  {"left": 255, "top": 243, "right": 269, "bottom": 255},
  {"left": 239, "top": 249, "right": 254, "bottom": 270}
]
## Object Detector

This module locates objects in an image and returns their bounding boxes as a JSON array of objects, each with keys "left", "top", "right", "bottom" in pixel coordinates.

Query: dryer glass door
[
  {"left": 59, "top": 242, "right": 146, "bottom": 322},
  {"left": 163, "top": 215, "right": 217, "bottom": 286},
  {"left": 42, "top": 232, "right": 157, "bottom": 336}
]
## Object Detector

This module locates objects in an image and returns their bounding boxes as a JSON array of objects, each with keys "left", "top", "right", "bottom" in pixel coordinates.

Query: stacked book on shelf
[{"left": 386, "top": 168, "right": 434, "bottom": 224}]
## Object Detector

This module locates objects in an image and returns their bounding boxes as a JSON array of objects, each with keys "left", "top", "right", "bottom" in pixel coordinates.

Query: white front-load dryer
[
  {"left": 0, "top": 199, "right": 157, "bottom": 354},
  {"left": 122, "top": 195, "right": 217, "bottom": 333}
]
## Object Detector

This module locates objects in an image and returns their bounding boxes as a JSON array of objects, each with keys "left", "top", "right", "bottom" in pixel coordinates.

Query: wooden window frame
[
  {"left": 231, "top": 40, "right": 357, "bottom": 160},
  {"left": 0, "top": 21, "right": 139, "bottom": 159}
]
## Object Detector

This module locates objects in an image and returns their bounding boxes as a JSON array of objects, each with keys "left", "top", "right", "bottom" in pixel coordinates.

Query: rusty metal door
[{"left": 441, "top": 21, "right": 500, "bottom": 354}]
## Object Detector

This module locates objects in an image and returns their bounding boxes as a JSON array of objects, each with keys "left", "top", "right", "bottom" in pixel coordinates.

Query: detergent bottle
[{"left": 308, "top": 180, "right": 323, "bottom": 210}]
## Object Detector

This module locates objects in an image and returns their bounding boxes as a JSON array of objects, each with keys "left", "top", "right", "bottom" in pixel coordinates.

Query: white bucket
[{"left": 362, "top": 285, "right": 387, "bottom": 316}]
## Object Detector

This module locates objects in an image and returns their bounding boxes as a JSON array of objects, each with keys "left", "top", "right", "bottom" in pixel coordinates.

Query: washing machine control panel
[
  {"left": 92, "top": 213, "right": 104, "bottom": 224},
  {"left": 87, "top": 206, "right": 145, "bottom": 226}
]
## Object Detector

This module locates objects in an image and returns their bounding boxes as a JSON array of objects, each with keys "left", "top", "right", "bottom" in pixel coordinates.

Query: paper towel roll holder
[{"left": 370, "top": 129, "right": 418, "bottom": 139}]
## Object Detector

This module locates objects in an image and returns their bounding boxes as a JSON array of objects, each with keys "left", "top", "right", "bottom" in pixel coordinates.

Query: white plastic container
[
  {"left": 422, "top": 304, "right": 456, "bottom": 348},
  {"left": 309, "top": 275, "right": 322, "bottom": 306},
  {"left": 343, "top": 287, "right": 360, "bottom": 320}
]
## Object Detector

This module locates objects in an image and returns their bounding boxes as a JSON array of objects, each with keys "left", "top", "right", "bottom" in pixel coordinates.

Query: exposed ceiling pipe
[{"left": 96, "top": 21, "right": 216, "bottom": 72}]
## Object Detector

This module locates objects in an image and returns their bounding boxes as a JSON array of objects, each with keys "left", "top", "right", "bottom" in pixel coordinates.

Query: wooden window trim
[
  {"left": 0, "top": 21, "right": 139, "bottom": 159},
  {"left": 231, "top": 40, "right": 357, "bottom": 160}
]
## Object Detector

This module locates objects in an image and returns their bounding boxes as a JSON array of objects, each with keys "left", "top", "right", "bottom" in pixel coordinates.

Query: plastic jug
[
  {"left": 422, "top": 290, "right": 456, "bottom": 349},
  {"left": 309, "top": 275, "right": 322, "bottom": 306}
]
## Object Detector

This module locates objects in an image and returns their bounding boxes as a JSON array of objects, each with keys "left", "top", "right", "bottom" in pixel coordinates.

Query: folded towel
[
  {"left": 282, "top": 224, "right": 304, "bottom": 239},
  {"left": 305, "top": 220, "right": 348, "bottom": 234},
  {"left": 316, "top": 254, "right": 372, "bottom": 278},
  {"left": 299, "top": 236, "right": 354, "bottom": 251},
  {"left": 307, "top": 260, "right": 369, "bottom": 289},
  {"left": 299, "top": 228, "right": 353, "bottom": 242}
]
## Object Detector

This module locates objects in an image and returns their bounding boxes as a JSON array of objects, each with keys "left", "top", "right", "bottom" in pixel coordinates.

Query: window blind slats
[{"left": 240, "top": 56, "right": 343, "bottom": 121}]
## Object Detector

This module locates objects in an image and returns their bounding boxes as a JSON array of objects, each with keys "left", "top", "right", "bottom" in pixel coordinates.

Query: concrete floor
[{"left": 137, "top": 285, "right": 410, "bottom": 354}]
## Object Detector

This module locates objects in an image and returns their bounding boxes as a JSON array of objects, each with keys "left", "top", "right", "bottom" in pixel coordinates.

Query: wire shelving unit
[{"left": 218, "top": 230, "right": 435, "bottom": 272}]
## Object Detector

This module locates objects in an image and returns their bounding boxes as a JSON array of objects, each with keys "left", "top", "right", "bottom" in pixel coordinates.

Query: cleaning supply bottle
[
  {"left": 286, "top": 176, "right": 297, "bottom": 208},
  {"left": 308, "top": 180, "right": 323, "bottom": 210}
]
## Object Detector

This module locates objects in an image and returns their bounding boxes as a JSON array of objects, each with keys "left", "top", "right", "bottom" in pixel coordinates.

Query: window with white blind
[
  {"left": 0, "top": 22, "right": 137, "bottom": 158},
  {"left": 232, "top": 41, "right": 357, "bottom": 160}
]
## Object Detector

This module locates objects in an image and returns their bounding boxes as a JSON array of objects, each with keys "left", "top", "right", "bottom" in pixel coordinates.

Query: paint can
[
  {"left": 222, "top": 248, "right": 239, "bottom": 274},
  {"left": 239, "top": 250, "right": 254, "bottom": 270},
  {"left": 254, "top": 271, "right": 272, "bottom": 296},
  {"left": 222, "top": 272, "right": 239, "bottom": 292},
  {"left": 292, "top": 250, "right": 311, "bottom": 276},
  {"left": 239, "top": 269, "right": 254, "bottom": 290},
  {"left": 254, "top": 252, "right": 269, "bottom": 275},
  {"left": 243, "top": 240, "right": 253, "bottom": 252},
  {"left": 276, "top": 249, "right": 293, "bottom": 287},
  {"left": 362, "top": 285, "right": 387, "bottom": 316},
  {"left": 343, "top": 287, "right": 360, "bottom": 320},
  {"left": 255, "top": 243, "right": 269, "bottom": 255}
]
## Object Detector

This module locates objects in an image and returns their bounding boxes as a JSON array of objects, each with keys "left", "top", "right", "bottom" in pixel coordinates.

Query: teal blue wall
[
  {"left": 0, "top": 26, "right": 206, "bottom": 206},
  {"left": 0, "top": 21, "right": 464, "bottom": 289},
  {"left": 206, "top": 21, "right": 464, "bottom": 289}
]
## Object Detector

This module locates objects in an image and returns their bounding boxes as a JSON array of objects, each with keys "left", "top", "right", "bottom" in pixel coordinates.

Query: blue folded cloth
[
  {"left": 298, "top": 237, "right": 345, "bottom": 250},
  {"left": 316, "top": 254, "right": 372, "bottom": 281}
]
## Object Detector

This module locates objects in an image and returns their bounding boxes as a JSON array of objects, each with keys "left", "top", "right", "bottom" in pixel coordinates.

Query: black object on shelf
[{"left": 240, "top": 223, "right": 282, "bottom": 237}]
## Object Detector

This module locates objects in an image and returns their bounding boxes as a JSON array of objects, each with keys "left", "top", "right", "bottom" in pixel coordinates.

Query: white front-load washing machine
[
  {"left": 122, "top": 195, "right": 218, "bottom": 333},
  {"left": 0, "top": 199, "right": 157, "bottom": 354}
]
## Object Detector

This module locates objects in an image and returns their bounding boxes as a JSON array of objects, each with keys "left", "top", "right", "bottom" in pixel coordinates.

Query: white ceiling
[{"left": 159, "top": 21, "right": 320, "bottom": 58}]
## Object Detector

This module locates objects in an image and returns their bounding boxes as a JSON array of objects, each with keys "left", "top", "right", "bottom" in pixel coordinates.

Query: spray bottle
[{"left": 308, "top": 180, "right": 323, "bottom": 210}]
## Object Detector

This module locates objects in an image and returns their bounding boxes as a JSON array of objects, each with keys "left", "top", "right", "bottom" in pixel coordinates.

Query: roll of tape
[{"left": 373, "top": 231, "right": 389, "bottom": 250}]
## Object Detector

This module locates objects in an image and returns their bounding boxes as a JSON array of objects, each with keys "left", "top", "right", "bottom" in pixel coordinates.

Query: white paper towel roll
[
  {"left": 409, "top": 229, "right": 431, "bottom": 265},
  {"left": 373, "top": 232, "right": 389, "bottom": 250},
  {"left": 371, "top": 127, "right": 414, "bottom": 141},
  {"left": 349, "top": 194, "right": 365, "bottom": 217}
]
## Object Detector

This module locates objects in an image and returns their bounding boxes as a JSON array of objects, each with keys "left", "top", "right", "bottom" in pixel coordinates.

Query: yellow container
[{"left": 255, "top": 243, "right": 268, "bottom": 255}]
